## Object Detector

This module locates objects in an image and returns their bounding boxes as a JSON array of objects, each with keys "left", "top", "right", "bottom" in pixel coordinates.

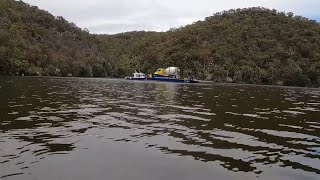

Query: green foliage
[
  {"left": 95, "top": 7, "right": 320, "bottom": 87},
  {"left": 1, "top": 1, "right": 320, "bottom": 87},
  {"left": 0, "top": 0, "right": 104, "bottom": 77},
  {"left": 26, "top": 65, "right": 42, "bottom": 76},
  {"left": 92, "top": 63, "right": 106, "bottom": 77}
]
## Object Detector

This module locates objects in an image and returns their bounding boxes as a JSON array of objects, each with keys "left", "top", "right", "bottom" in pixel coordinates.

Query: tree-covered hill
[
  {"left": 0, "top": 0, "right": 109, "bottom": 77},
  {"left": 1, "top": 0, "right": 320, "bottom": 87},
  {"left": 165, "top": 8, "right": 320, "bottom": 86}
]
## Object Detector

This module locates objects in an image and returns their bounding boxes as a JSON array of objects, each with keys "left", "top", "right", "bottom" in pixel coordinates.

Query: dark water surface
[{"left": 0, "top": 77, "right": 319, "bottom": 180}]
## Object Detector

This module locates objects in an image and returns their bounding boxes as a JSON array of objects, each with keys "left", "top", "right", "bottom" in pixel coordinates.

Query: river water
[{"left": 0, "top": 77, "right": 319, "bottom": 180}]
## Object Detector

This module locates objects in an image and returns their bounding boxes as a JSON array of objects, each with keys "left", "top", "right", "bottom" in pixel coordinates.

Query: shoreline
[{"left": 1, "top": 75, "right": 319, "bottom": 90}]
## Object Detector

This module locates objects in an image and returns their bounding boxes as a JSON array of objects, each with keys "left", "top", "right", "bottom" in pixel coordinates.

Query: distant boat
[
  {"left": 125, "top": 67, "right": 198, "bottom": 83},
  {"left": 125, "top": 71, "right": 147, "bottom": 81}
]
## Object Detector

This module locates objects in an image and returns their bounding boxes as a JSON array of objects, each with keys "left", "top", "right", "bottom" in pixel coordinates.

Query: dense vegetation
[
  {"left": 0, "top": 0, "right": 108, "bottom": 77},
  {"left": 1, "top": 0, "right": 320, "bottom": 87}
]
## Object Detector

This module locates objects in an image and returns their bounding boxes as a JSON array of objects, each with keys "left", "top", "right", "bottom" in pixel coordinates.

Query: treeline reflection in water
[{"left": 0, "top": 77, "right": 319, "bottom": 180}]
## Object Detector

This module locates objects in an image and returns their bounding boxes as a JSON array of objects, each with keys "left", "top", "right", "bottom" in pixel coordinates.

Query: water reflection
[{"left": 0, "top": 77, "right": 320, "bottom": 180}]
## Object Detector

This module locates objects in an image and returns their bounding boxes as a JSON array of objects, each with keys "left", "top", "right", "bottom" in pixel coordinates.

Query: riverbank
[{"left": 2, "top": 75, "right": 320, "bottom": 90}]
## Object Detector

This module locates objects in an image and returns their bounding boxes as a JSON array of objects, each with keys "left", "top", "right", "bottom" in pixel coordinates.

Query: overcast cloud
[{"left": 22, "top": 0, "right": 320, "bottom": 34}]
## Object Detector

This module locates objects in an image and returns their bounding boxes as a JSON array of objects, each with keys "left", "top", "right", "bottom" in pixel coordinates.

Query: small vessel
[
  {"left": 126, "top": 67, "right": 198, "bottom": 83},
  {"left": 125, "top": 71, "right": 147, "bottom": 80}
]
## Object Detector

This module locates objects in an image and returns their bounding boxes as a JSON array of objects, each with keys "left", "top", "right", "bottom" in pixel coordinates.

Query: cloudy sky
[{"left": 22, "top": 0, "right": 320, "bottom": 34}]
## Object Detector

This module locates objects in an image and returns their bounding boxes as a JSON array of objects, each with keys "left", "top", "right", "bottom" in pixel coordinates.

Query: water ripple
[{"left": 0, "top": 77, "right": 319, "bottom": 180}]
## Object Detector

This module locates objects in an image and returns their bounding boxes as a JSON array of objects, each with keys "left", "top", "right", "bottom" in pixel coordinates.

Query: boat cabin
[{"left": 133, "top": 72, "right": 146, "bottom": 78}]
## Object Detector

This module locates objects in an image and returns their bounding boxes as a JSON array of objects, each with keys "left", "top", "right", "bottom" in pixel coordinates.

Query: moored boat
[
  {"left": 126, "top": 67, "right": 198, "bottom": 83},
  {"left": 125, "top": 71, "right": 147, "bottom": 80}
]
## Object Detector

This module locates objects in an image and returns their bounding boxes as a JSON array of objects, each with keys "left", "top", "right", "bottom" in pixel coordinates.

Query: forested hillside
[
  {"left": 1, "top": 0, "right": 320, "bottom": 87},
  {"left": 0, "top": 0, "right": 110, "bottom": 77}
]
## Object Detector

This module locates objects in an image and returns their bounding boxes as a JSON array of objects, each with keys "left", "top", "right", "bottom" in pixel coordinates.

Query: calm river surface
[{"left": 0, "top": 77, "right": 319, "bottom": 180}]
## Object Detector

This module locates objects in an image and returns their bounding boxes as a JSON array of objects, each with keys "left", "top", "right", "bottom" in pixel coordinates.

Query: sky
[{"left": 22, "top": 0, "right": 320, "bottom": 34}]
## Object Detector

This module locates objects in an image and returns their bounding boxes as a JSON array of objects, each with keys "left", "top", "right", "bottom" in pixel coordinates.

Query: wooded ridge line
[{"left": 0, "top": 0, "right": 320, "bottom": 87}]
